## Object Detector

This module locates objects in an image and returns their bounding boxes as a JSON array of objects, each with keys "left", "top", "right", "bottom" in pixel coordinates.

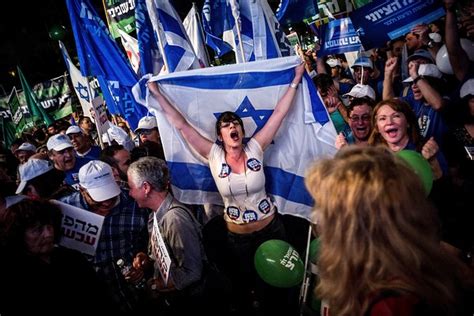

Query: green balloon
[
  {"left": 254, "top": 239, "right": 305, "bottom": 288},
  {"left": 49, "top": 25, "right": 66, "bottom": 40},
  {"left": 396, "top": 150, "right": 433, "bottom": 194},
  {"left": 309, "top": 238, "right": 320, "bottom": 263}
]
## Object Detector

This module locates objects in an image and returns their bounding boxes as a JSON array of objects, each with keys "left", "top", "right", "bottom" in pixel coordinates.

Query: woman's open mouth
[{"left": 230, "top": 130, "right": 239, "bottom": 141}]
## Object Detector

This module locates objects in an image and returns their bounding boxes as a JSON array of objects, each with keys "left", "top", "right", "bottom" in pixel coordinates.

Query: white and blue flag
[
  {"left": 146, "top": 0, "right": 200, "bottom": 73},
  {"left": 143, "top": 56, "right": 337, "bottom": 221},
  {"left": 65, "top": 0, "right": 147, "bottom": 130}
]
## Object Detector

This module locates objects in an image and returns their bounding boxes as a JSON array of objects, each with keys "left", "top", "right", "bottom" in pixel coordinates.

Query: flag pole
[
  {"left": 229, "top": 0, "right": 245, "bottom": 63},
  {"left": 153, "top": 7, "right": 170, "bottom": 74},
  {"left": 193, "top": 2, "right": 211, "bottom": 66}
]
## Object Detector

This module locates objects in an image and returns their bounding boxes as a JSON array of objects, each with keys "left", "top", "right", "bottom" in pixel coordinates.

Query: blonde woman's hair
[{"left": 305, "top": 146, "right": 466, "bottom": 315}]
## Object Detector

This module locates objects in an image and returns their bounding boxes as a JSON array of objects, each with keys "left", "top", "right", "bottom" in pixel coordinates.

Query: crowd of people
[{"left": 1, "top": 0, "right": 474, "bottom": 315}]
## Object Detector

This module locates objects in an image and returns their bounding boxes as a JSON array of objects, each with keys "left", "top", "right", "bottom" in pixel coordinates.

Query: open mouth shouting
[{"left": 230, "top": 130, "right": 239, "bottom": 141}]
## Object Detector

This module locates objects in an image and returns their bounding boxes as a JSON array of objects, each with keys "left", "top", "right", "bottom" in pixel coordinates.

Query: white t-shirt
[{"left": 208, "top": 138, "right": 276, "bottom": 225}]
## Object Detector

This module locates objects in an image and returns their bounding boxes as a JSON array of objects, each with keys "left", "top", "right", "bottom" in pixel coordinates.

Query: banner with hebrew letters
[
  {"left": 103, "top": 0, "right": 136, "bottom": 39},
  {"left": 53, "top": 200, "right": 105, "bottom": 256},
  {"left": 33, "top": 75, "right": 74, "bottom": 120},
  {"left": 317, "top": 17, "right": 362, "bottom": 57},
  {"left": 350, "top": 0, "right": 445, "bottom": 49}
]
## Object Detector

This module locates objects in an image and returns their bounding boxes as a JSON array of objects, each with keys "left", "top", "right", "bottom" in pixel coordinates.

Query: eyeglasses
[
  {"left": 349, "top": 114, "right": 371, "bottom": 122},
  {"left": 220, "top": 120, "right": 240, "bottom": 128},
  {"left": 139, "top": 129, "right": 154, "bottom": 136}
]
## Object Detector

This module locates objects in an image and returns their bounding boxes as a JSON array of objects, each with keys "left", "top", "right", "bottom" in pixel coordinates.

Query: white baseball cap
[
  {"left": 460, "top": 79, "right": 474, "bottom": 98},
  {"left": 47, "top": 134, "right": 73, "bottom": 151},
  {"left": 79, "top": 160, "right": 121, "bottom": 202},
  {"left": 66, "top": 125, "right": 83, "bottom": 135},
  {"left": 344, "top": 84, "right": 376, "bottom": 101},
  {"left": 14, "top": 142, "right": 37, "bottom": 154},
  {"left": 326, "top": 58, "right": 341, "bottom": 68},
  {"left": 16, "top": 158, "right": 54, "bottom": 194},
  {"left": 403, "top": 64, "right": 443, "bottom": 82},
  {"left": 134, "top": 116, "right": 158, "bottom": 133}
]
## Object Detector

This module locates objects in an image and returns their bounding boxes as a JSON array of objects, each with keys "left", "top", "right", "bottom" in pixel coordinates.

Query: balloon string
[{"left": 299, "top": 224, "right": 313, "bottom": 314}]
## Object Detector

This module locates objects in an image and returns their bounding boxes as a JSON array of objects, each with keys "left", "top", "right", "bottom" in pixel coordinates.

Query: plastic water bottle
[{"left": 116, "top": 258, "right": 146, "bottom": 289}]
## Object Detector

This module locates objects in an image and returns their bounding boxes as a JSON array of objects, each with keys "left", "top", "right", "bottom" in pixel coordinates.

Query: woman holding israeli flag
[{"left": 147, "top": 62, "right": 305, "bottom": 315}]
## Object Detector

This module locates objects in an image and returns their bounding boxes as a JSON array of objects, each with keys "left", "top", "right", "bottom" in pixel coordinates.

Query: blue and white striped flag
[
  {"left": 135, "top": 0, "right": 163, "bottom": 76},
  {"left": 65, "top": 0, "right": 147, "bottom": 130},
  {"left": 202, "top": 0, "right": 234, "bottom": 58},
  {"left": 146, "top": 0, "right": 200, "bottom": 73},
  {"left": 204, "top": 0, "right": 290, "bottom": 63},
  {"left": 143, "top": 56, "right": 337, "bottom": 221}
]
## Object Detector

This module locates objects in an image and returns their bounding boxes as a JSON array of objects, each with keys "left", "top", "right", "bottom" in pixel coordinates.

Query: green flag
[{"left": 17, "top": 66, "right": 54, "bottom": 126}]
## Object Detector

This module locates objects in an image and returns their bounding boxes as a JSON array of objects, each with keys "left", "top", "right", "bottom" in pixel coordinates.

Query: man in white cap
[
  {"left": 14, "top": 142, "right": 36, "bottom": 164},
  {"left": 47, "top": 134, "right": 91, "bottom": 189},
  {"left": 66, "top": 125, "right": 101, "bottom": 159},
  {"left": 134, "top": 116, "right": 161, "bottom": 145},
  {"left": 343, "top": 84, "right": 376, "bottom": 102},
  {"left": 59, "top": 160, "right": 149, "bottom": 314},
  {"left": 15, "top": 158, "right": 70, "bottom": 199}
]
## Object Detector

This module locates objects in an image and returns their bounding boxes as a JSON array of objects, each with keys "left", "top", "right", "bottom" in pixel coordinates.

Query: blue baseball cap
[{"left": 407, "top": 49, "right": 434, "bottom": 63}]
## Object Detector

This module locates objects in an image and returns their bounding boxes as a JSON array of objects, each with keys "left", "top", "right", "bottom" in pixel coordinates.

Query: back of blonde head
[{"left": 305, "top": 146, "right": 466, "bottom": 315}]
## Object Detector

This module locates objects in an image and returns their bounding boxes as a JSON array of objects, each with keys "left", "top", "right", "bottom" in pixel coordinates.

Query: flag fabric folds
[
  {"left": 59, "top": 40, "right": 96, "bottom": 120},
  {"left": 135, "top": 0, "right": 163, "bottom": 76},
  {"left": 202, "top": 0, "right": 234, "bottom": 58},
  {"left": 203, "top": 0, "right": 290, "bottom": 63},
  {"left": 183, "top": 3, "right": 210, "bottom": 67},
  {"left": 17, "top": 66, "right": 54, "bottom": 126},
  {"left": 143, "top": 56, "right": 337, "bottom": 221},
  {"left": 65, "top": 0, "right": 147, "bottom": 130},
  {"left": 118, "top": 29, "right": 141, "bottom": 73},
  {"left": 146, "top": 0, "right": 200, "bottom": 73}
]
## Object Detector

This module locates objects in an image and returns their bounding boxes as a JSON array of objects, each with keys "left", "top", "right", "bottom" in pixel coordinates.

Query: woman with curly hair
[{"left": 304, "top": 146, "right": 473, "bottom": 315}]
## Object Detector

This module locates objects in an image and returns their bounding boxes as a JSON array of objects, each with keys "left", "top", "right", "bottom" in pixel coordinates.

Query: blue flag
[
  {"left": 142, "top": 56, "right": 338, "bottom": 221},
  {"left": 65, "top": 0, "right": 147, "bottom": 130},
  {"left": 135, "top": 0, "right": 163, "bottom": 76},
  {"left": 202, "top": 0, "right": 234, "bottom": 57},
  {"left": 146, "top": 0, "right": 200, "bottom": 73}
]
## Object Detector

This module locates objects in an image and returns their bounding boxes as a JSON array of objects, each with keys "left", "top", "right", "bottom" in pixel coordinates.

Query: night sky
[{"left": 0, "top": 0, "right": 282, "bottom": 97}]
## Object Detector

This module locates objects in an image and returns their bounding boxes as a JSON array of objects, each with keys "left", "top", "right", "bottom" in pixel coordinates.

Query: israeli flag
[
  {"left": 146, "top": 0, "right": 200, "bottom": 73},
  {"left": 65, "top": 0, "right": 147, "bottom": 130},
  {"left": 143, "top": 56, "right": 337, "bottom": 221},
  {"left": 202, "top": 0, "right": 234, "bottom": 57},
  {"left": 135, "top": 0, "right": 163, "bottom": 76}
]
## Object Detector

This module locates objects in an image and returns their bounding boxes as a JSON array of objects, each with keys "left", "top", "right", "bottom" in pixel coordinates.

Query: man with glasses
[
  {"left": 59, "top": 160, "right": 149, "bottom": 314},
  {"left": 335, "top": 97, "right": 375, "bottom": 149},
  {"left": 134, "top": 116, "right": 161, "bottom": 145}
]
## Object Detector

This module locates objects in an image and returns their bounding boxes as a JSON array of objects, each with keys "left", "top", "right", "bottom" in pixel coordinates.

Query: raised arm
[
  {"left": 148, "top": 82, "right": 213, "bottom": 159},
  {"left": 254, "top": 63, "right": 305, "bottom": 151}
]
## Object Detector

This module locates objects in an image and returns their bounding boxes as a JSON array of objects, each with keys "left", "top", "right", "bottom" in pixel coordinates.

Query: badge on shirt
[
  {"left": 218, "top": 163, "right": 231, "bottom": 178},
  {"left": 247, "top": 158, "right": 262, "bottom": 172},
  {"left": 227, "top": 206, "right": 240, "bottom": 220},
  {"left": 258, "top": 199, "right": 271, "bottom": 214},
  {"left": 242, "top": 210, "right": 258, "bottom": 223}
]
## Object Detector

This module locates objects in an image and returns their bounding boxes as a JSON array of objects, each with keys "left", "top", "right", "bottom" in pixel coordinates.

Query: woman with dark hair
[
  {"left": 305, "top": 146, "right": 473, "bottom": 316},
  {"left": 147, "top": 63, "right": 305, "bottom": 315},
  {"left": 0, "top": 199, "right": 113, "bottom": 315}
]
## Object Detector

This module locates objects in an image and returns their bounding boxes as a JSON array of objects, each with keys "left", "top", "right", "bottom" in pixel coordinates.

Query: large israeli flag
[
  {"left": 144, "top": 56, "right": 337, "bottom": 221},
  {"left": 146, "top": 0, "right": 200, "bottom": 73}
]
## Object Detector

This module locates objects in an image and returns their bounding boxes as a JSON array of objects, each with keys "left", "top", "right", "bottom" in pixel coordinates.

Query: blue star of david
[
  {"left": 75, "top": 82, "right": 90, "bottom": 102},
  {"left": 214, "top": 96, "right": 273, "bottom": 137}
]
